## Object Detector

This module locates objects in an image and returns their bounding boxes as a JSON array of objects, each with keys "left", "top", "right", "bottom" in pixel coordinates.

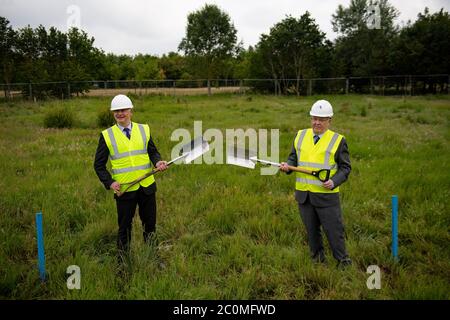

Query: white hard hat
[
  {"left": 110, "top": 94, "right": 133, "bottom": 111},
  {"left": 310, "top": 100, "right": 333, "bottom": 117}
]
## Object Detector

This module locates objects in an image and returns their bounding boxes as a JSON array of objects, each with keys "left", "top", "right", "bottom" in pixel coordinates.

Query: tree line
[{"left": 1, "top": 0, "right": 449, "bottom": 98}]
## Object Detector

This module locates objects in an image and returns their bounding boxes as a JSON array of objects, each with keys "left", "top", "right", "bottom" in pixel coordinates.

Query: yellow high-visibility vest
[
  {"left": 294, "top": 128, "right": 343, "bottom": 193},
  {"left": 102, "top": 122, "right": 155, "bottom": 193}
]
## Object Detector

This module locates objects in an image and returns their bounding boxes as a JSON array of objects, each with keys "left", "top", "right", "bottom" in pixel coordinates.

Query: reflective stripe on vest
[
  {"left": 294, "top": 128, "right": 343, "bottom": 193},
  {"left": 295, "top": 178, "right": 323, "bottom": 186},
  {"left": 111, "top": 163, "right": 151, "bottom": 175},
  {"left": 102, "top": 122, "right": 155, "bottom": 193},
  {"left": 107, "top": 124, "right": 148, "bottom": 160}
]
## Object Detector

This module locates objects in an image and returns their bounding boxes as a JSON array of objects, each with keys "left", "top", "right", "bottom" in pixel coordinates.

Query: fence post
[
  {"left": 67, "top": 82, "right": 71, "bottom": 99},
  {"left": 345, "top": 78, "right": 349, "bottom": 94},
  {"left": 392, "top": 195, "right": 399, "bottom": 261},
  {"left": 35, "top": 212, "right": 46, "bottom": 281},
  {"left": 403, "top": 76, "right": 407, "bottom": 96},
  {"left": 29, "top": 82, "right": 33, "bottom": 100},
  {"left": 409, "top": 75, "right": 412, "bottom": 96}
]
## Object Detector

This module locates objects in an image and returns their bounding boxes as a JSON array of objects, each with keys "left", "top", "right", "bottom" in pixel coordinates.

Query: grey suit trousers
[{"left": 296, "top": 190, "right": 349, "bottom": 262}]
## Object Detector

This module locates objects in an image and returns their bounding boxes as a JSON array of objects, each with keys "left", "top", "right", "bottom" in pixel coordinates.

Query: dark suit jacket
[
  {"left": 286, "top": 131, "right": 351, "bottom": 208},
  {"left": 93, "top": 128, "right": 162, "bottom": 198}
]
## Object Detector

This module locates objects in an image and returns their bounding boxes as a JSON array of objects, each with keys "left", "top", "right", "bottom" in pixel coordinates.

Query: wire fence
[{"left": 1, "top": 75, "right": 448, "bottom": 100}]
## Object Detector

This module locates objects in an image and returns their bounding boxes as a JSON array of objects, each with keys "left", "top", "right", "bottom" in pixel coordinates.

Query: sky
[{"left": 2, "top": 0, "right": 449, "bottom": 56}]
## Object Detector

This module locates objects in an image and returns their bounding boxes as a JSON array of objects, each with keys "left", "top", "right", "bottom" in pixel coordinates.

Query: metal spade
[
  {"left": 116, "top": 136, "right": 210, "bottom": 197},
  {"left": 226, "top": 146, "right": 331, "bottom": 182}
]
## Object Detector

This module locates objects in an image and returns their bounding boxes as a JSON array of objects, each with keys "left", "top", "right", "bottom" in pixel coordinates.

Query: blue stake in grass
[
  {"left": 35, "top": 212, "right": 46, "bottom": 281},
  {"left": 392, "top": 195, "right": 399, "bottom": 261}
]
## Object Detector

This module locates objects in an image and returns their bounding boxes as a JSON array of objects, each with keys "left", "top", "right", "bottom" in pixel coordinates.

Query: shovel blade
[
  {"left": 182, "top": 136, "right": 210, "bottom": 163},
  {"left": 226, "top": 146, "right": 256, "bottom": 169}
]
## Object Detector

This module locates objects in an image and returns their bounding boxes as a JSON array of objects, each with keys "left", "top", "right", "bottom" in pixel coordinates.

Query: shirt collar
[
  {"left": 313, "top": 129, "right": 327, "bottom": 138},
  {"left": 117, "top": 122, "right": 132, "bottom": 132}
]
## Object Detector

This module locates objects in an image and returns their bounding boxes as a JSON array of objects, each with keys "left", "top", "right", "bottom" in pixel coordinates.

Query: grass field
[{"left": 0, "top": 93, "right": 449, "bottom": 299}]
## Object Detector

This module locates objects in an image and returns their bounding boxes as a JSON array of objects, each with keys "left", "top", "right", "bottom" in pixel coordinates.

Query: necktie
[
  {"left": 314, "top": 135, "right": 320, "bottom": 145},
  {"left": 123, "top": 128, "right": 131, "bottom": 139}
]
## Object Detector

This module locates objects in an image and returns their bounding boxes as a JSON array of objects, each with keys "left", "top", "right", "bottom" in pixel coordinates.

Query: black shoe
[
  {"left": 337, "top": 258, "right": 352, "bottom": 268},
  {"left": 313, "top": 256, "right": 326, "bottom": 264},
  {"left": 312, "top": 250, "right": 326, "bottom": 264}
]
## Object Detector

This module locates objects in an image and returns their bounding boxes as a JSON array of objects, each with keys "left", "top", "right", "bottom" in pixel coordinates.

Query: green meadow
[{"left": 0, "top": 93, "right": 449, "bottom": 299}]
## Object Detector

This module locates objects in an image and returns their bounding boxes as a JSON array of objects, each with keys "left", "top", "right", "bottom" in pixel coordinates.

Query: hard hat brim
[
  {"left": 110, "top": 106, "right": 133, "bottom": 111},
  {"left": 310, "top": 111, "right": 333, "bottom": 117}
]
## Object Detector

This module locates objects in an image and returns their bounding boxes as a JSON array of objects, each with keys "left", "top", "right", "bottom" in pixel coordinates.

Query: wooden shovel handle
[
  {"left": 115, "top": 168, "right": 160, "bottom": 197},
  {"left": 286, "top": 165, "right": 313, "bottom": 175},
  {"left": 286, "top": 165, "right": 331, "bottom": 182}
]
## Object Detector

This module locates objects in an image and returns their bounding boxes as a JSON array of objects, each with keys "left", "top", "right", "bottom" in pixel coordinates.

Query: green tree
[
  {"left": 390, "top": 8, "right": 450, "bottom": 75},
  {"left": 389, "top": 8, "right": 450, "bottom": 93},
  {"left": 178, "top": 4, "right": 240, "bottom": 95},
  {"left": 103, "top": 54, "right": 124, "bottom": 80},
  {"left": 159, "top": 52, "right": 188, "bottom": 80},
  {"left": 102, "top": 54, "right": 134, "bottom": 82},
  {"left": 233, "top": 46, "right": 254, "bottom": 79},
  {"left": 331, "top": 0, "right": 399, "bottom": 76},
  {"left": 15, "top": 25, "right": 51, "bottom": 98},
  {"left": 251, "top": 12, "right": 330, "bottom": 94},
  {"left": 133, "top": 54, "right": 160, "bottom": 81},
  {"left": 0, "top": 17, "right": 16, "bottom": 98}
]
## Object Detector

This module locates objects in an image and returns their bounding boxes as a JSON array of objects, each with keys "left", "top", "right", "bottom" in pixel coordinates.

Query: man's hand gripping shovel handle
[
  {"left": 114, "top": 168, "right": 160, "bottom": 197},
  {"left": 253, "top": 158, "right": 331, "bottom": 182},
  {"left": 114, "top": 153, "right": 187, "bottom": 197}
]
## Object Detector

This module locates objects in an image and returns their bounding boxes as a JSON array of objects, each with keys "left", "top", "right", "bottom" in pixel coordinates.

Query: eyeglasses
[
  {"left": 311, "top": 117, "right": 330, "bottom": 122},
  {"left": 113, "top": 109, "right": 131, "bottom": 113}
]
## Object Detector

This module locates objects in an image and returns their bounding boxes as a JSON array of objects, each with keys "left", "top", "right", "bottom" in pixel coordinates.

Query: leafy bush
[
  {"left": 44, "top": 106, "right": 76, "bottom": 128},
  {"left": 360, "top": 106, "right": 367, "bottom": 117},
  {"left": 97, "top": 107, "right": 115, "bottom": 128},
  {"left": 126, "top": 92, "right": 140, "bottom": 101}
]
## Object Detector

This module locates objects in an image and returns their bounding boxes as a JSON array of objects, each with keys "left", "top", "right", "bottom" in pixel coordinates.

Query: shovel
[
  {"left": 116, "top": 136, "right": 210, "bottom": 197},
  {"left": 226, "top": 147, "right": 331, "bottom": 182}
]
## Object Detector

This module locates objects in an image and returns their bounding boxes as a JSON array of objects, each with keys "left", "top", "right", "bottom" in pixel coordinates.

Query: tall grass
[{"left": 0, "top": 94, "right": 449, "bottom": 299}]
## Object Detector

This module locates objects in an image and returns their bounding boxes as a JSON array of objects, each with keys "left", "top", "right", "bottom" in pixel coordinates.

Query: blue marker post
[
  {"left": 391, "top": 195, "right": 399, "bottom": 261},
  {"left": 35, "top": 212, "right": 46, "bottom": 281}
]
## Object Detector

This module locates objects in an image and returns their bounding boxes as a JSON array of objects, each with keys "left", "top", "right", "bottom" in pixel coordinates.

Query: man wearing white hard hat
[
  {"left": 280, "top": 100, "right": 352, "bottom": 268},
  {"left": 94, "top": 94, "right": 168, "bottom": 255}
]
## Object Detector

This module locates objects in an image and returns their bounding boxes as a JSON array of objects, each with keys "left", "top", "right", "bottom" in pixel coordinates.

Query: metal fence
[{"left": 1, "top": 75, "right": 448, "bottom": 100}]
